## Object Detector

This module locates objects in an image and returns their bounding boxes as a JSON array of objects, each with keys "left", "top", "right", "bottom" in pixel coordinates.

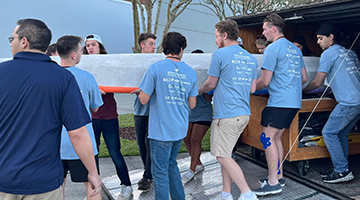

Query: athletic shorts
[
  {"left": 62, "top": 155, "right": 99, "bottom": 182},
  {"left": 210, "top": 115, "right": 249, "bottom": 157},
  {"left": 191, "top": 121, "right": 212, "bottom": 127},
  {"left": 261, "top": 107, "right": 299, "bottom": 129}
]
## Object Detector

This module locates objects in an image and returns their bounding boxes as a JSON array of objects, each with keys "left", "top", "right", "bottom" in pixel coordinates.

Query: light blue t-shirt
[
  {"left": 139, "top": 59, "right": 198, "bottom": 141},
  {"left": 208, "top": 45, "right": 258, "bottom": 119},
  {"left": 318, "top": 44, "right": 360, "bottom": 106},
  {"left": 262, "top": 38, "right": 305, "bottom": 109},
  {"left": 134, "top": 96, "right": 149, "bottom": 116},
  {"left": 60, "top": 66, "right": 103, "bottom": 159},
  {"left": 189, "top": 94, "right": 213, "bottom": 122}
]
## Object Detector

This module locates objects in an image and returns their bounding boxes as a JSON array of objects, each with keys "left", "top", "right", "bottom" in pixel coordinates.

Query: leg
[
  {"left": 102, "top": 118, "right": 131, "bottom": 186},
  {"left": 150, "top": 139, "right": 172, "bottom": 200},
  {"left": 92, "top": 119, "right": 102, "bottom": 152},
  {"left": 322, "top": 104, "right": 360, "bottom": 172},
  {"left": 183, "top": 122, "right": 193, "bottom": 161},
  {"left": 84, "top": 182, "right": 101, "bottom": 200},
  {"left": 262, "top": 126, "right": 282, "bottom": 185},
  {"left": 134, "top": 115, "right": 148, "bottom": 167},
  {"left": 169, "top": 139, "right": 186, "bottom": 200},
  {"left": 189, "top": 124, "right": 209, "bottom": 171},
  {"left": 273, "top": 128, "right": 285, "bottom": 179},
  {"left": 210, "top": 116, "right": 251, "bottom": 196},
  {"left": 134, "top": 115, "right": 152, "bottom": 179},
  {"left": 217, "top": 157, "right": 251, "bottom": 193}
]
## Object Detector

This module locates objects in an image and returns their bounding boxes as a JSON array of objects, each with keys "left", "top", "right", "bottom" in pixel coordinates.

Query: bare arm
[
  {"left": 303, "top": 71, "right": 327, "bottom": 93},
  {"left": 256, "top": 69, "right": 273, "bottom": 91},
  {"left": 139, "top": 90, "right": 150, "bottom": 105},
  {"left": 68, "top": 126, "right": 101, "bottom": 197},
  {"left": 302, "top": 67, "right": 309, "bottom": 85},
  {"left": 188, "top": 96, "right": 197, "bottom": 109},
  {"left": 250, "top": 79, "right": 257, "bottom": 94},
  {"left": 198, "top": 75, "right": 218, "bottom": 95}
]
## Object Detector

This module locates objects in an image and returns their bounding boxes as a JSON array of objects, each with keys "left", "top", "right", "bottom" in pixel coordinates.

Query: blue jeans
[
  {"left": 134, "top": 115, "right": 152, "bottom": 180},
  {"left": 92, "top": 118, "right": 131, "bottom": 186},
  {"left": 322, "top": 104, "right": 360, "bottom": 172},
  {"left": 150, "top": 139, "right": 185, "bottom": 200}
]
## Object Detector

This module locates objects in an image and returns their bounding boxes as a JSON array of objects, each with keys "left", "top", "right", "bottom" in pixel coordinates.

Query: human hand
[
  {"left": 130, "top": 88, "right": 141, "bottom": 95},
  {"left": 87, "top": 172, "right": 102, "bottom": 197}
]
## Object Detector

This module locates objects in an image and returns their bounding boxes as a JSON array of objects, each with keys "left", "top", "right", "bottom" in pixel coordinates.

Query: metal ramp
[{"left": 102, "top": 152, "right": 337, "bottom": 200}]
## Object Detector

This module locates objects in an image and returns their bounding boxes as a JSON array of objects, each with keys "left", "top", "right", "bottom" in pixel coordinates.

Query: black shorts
[
  {"left": 261, "top": 107, "right": 299, "bottom": 129},
  {"left": 191, "top": 121, "right": 212, "bottom": 127},
  {"left": 62, "top": 155, "right": 99, "bottom": 182}
]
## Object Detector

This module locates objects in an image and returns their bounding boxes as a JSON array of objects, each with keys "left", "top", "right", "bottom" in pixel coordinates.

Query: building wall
[{"left": 0, "top": 0, "right": 220, "bottom": 58}]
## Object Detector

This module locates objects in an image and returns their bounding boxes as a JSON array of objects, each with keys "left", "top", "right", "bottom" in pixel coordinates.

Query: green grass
[{"left": 98, "top": 113, "right": 211, "bottom": 158}]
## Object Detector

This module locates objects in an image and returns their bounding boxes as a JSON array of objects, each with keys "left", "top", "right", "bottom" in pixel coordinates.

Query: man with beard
[{"left": 199, "top": 19, "right": 258, "bottom": 200}]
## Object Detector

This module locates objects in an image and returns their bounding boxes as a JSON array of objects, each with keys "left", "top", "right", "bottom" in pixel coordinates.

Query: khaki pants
[
  {"left": 0, "top": 186, "right": 62, "bottom": 200},
  {"left": 210, "top": 115, "right": 249, "bottom": 157}
]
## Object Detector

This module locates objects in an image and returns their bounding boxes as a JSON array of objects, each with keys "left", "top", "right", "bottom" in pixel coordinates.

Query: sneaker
[
  {"left": 322, "top": 169, "right": 354, "bottom": 183},
  {"left": 258, "top": 177, "right": 286, "bottom": 187},
  {"left": 238, "top": 193, "right": 258, "bottom": 200},
  {"left": 320, "top": 168, "right": 334, "bottom": 178},
  {"left": 195, "top": 164, "right": 204, "bottom": 174},
  {"left": 182, "top": 169, "right": 195, "bottom": 182},
  {"left": 210, "top": 194, "right": 234, "bottom": 200},
  {"left": 117, "top": 185, "right": 133, "bottom": 200},
  {"left": 253, "top": 181, "right": 282, "bottom": 196},
  {"left": 138, "top": 178, "right": 152, "bottom": 192}
]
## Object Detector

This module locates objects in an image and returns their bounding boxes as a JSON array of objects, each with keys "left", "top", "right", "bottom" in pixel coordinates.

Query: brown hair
[
  {"left": 215, "top": 19, "right": 239, "bottom": 42},
  {"left": 263, "top": 13, "right": 285, "bottom": 34}
]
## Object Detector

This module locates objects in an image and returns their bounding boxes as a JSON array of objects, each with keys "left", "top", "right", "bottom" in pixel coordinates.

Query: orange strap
[{"left": 98, "top": 86, "right": 139, "bottom": 93}]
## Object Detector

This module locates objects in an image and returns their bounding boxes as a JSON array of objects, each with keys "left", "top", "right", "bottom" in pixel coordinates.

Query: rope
[{"left": 275, "top": 32, "right": 360, "bottom": 182}]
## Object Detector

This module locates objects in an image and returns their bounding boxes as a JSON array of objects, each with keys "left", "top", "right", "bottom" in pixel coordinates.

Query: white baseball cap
[{"left": 85, "top": 34, "right": 102, "bottom": 44}]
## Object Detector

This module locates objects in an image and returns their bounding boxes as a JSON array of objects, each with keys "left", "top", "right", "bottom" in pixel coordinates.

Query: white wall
[{"left": 0, "top": 0, "right": 220, "bottom": 58}]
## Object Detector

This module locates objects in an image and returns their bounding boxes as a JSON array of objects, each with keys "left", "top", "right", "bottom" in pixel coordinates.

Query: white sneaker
[
  {"left": 182, "top": 169, "right": 195, "bottom": 182},
  {"left": 117, "top": 185, "right": 133, "bottom": 200},
  {"left": 210, "top": 194, "right": 234, "bottom": 200},
  {"left": 238, "top": 192, "right": 258, "bottom": 200},
  {"left": 195, "top": 164, "right": 204, "bottom": 174}
]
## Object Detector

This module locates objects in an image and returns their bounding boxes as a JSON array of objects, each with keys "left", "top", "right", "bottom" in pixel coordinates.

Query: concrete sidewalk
[
  {"left": 65, "top": 149, "right": 360, "bottom": 200},
  {"left": 64, "top": 153, "right": 190, "bottom": 200}
]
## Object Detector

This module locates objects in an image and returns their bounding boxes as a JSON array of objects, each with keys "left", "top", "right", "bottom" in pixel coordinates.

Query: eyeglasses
[{"left": 8, "top": 36, "right": 23, "bottom": 43}]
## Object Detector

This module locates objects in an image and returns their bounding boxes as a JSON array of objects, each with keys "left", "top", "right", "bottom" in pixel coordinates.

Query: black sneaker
[
  {"left": 320, "top": 168, "right": 334, "bottom": 178},
  {"left": 322, "top": 169, "right": 354, "bottom": 183},
  {"left": 138, "top": 178, "right": 153, "bottom": 192},
  {"left": 254, "top": 180, "right": 282, "bottom": 196},
  {"left": 258, "top": 177, "right": 286, "bottom": 187}
]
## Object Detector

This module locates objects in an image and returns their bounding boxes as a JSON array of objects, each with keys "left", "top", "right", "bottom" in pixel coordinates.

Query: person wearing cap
[
  {"left": 57, "top": 35, "right": 103, "bottom": 200},
  {"left": 83, "top": 34, "right": 133, "bottom": 200}
]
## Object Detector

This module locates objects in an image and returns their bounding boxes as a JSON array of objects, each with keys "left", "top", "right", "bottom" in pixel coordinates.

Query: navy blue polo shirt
[{"left": 0, "top": 52, "right": 91, "bottom": 195}]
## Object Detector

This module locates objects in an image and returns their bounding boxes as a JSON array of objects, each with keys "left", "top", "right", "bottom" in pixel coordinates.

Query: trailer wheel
[{"left": 297, "top": 160, "right": 309, "bottom": 176}]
